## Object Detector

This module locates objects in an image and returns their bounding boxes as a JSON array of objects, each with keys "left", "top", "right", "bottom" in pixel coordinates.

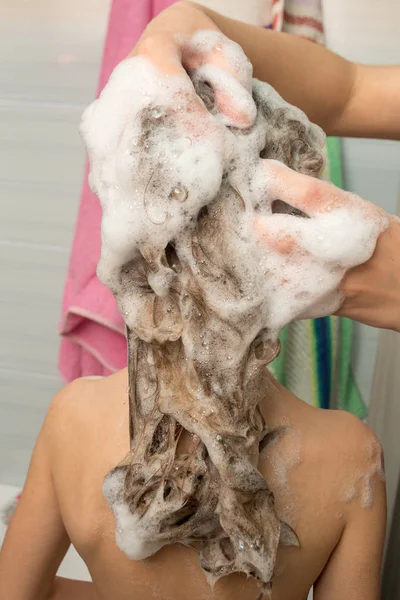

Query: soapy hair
[
  {"left": 81, "top": 32, "right": 385, "bottom": 598},
  {"left": 100, "top": 81, "right": 323, "bottom": 598}
]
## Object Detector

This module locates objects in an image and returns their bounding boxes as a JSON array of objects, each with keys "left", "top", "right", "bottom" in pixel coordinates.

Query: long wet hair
[{"left": 100, "top": 76, "right": 325, "bottom": 597}]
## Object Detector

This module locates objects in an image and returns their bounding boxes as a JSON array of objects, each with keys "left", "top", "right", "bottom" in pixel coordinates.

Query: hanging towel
[
  {"left": 266, "top": 0, "right": 365, "bottom": 417},
  {"left": 59, "top": 0, "right": 176, "bottom": 381},
  {"left": 271, "top": 0, "right": 324, "bottom": 43}
]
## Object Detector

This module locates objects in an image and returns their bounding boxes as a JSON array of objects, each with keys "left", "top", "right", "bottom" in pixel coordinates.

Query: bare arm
[
  {"left": 137, "top": 1, "right": 400, "bottom": 139},
  {"left": 51, "top": 577, "right": 98, "bottom": 600},
  {"left": 190, "top": 2, "right": 400, "bottom": 139},
  {"left": 0, "top": 393, "right": 98, "bottom": 600}
]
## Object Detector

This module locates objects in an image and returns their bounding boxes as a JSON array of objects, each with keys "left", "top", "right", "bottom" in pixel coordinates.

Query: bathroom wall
[{"left": 0, "top": 0, "right": 111, "bottom": 486}]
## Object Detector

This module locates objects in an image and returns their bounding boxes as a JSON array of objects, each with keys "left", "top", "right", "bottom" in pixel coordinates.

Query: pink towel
[{"left": 59, "top": 0, "right": 175, "bottom": 381}]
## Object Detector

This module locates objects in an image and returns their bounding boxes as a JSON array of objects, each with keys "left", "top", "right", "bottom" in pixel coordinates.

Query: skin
[
  {"left": 0, "top": 370, "right": 386, "bottom": 600},
  {"left": 131, "top": 1, "right": 400, "bottom": 332},
  {"left": 252, "top": 162, "right": 400, "bottom": 331}
]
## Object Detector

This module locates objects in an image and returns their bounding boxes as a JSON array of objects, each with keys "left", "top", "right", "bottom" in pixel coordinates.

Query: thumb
[
  {"left": 192, "top": 64, "right": 256, "bottom": 128},
  {"left": 182, "top": 31, "right": 256, "bottom": 128}
]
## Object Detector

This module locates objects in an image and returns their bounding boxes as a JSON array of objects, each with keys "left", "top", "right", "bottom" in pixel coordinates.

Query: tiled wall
[{"left": 0, "top": 0, "right": 111, "bottom": 486}]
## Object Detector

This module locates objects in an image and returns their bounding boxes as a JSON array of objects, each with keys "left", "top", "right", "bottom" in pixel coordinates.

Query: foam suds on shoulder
[{"left": 82, "top": 30, "right": 387, "bottom": 595}]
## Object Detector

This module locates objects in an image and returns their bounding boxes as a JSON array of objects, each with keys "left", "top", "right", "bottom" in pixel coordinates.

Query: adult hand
[
  {"left": 253, "top": 161, "right": 398, "bottom": 331},
  {"left": 130, "top": 1, "right": 256, "bottom": 129}
]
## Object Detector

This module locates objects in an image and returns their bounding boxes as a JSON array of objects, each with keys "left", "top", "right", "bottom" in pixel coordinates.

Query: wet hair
[{"left": 97, "top": 72, "right": 325, "bottom": 597}]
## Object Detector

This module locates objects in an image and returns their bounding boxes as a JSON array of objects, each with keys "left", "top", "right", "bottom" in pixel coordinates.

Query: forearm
[
  {"left": 339, "top": 64, "right": 400, "bottom": 139},
  {"left": 50, "top": 578, "right": 98, "bottom": 600}
]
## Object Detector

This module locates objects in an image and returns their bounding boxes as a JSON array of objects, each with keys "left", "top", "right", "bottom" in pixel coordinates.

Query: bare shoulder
[
  {"left": 311, "top": 409, "right": 383, "bottom": 468},
  {"left": 304, "top": 408, "right": 385, "bottom": 508},
  {"left": 43, "top": 370, "right": 129, "bottom": 453},
  {"left": 261, "top": 388, "right": 385, "bottom": 510}
]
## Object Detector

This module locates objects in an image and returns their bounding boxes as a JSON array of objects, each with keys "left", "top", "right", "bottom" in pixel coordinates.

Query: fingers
[
  {"left": 134, "top": 31, "right": 256, "bottom": 128},
  {"left": 182, "top": 30, "right": 253, "bottom": 91},
  {"left": 253, "top": 159, "right": 388, "bottom": 280},
  {"left": 254, "top": 217, "right": 304, "bottom": 257},
  {"left": 262, "top": 160, "right": 386, "bottom": 225},
  {"left": 262, "top": 160, "right": 346, "bottom": 216},
  {"left": 182, "top": 31, "right": 256, "bottom": 128},
  {"left": 192, "top": 64, "right": 256, "bottom": 128}
]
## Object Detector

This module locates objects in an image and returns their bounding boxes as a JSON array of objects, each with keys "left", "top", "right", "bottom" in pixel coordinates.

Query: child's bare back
[{"left": 0, "top": 368, "right": 385, "bottom": 600}]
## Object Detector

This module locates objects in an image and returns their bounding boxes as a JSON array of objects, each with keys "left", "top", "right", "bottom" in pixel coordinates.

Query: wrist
[{"left": 338, "top": 216, "right": 400, "bottom": 332}]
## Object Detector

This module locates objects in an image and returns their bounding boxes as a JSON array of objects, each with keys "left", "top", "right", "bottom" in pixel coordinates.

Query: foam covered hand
[
  {"left": 252, "top": 161, "right": 388, "bottom": 327},
  {"left": 132, "top": 7, "right": 256, "bottom": 129}
]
